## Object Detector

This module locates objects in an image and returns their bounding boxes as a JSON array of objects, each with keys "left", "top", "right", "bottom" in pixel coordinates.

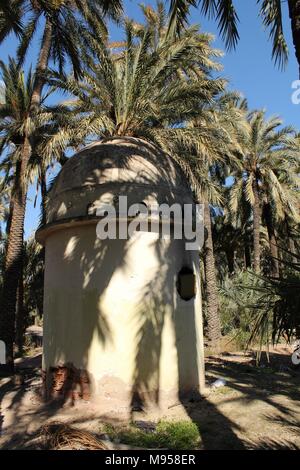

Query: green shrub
[
  {"left": 219, "top": 258, "right": 300, "bottom": 353},
  {"left": 219, "top": 270, "right": 264, "bottom": 349}
]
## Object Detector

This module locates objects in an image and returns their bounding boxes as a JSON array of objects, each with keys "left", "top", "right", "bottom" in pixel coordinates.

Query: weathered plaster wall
[{"left": 42, "top": 223, "right": 204, "bottom": 408}]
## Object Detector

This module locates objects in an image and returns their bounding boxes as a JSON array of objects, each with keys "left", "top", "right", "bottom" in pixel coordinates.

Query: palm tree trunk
[
  {"left": 40, "top": 166, "right": 47, "bottom": 226},
  {"left": 203, "top": 201, "right": 221, "bottom": 351},
  {"left": 268, "top": 231, "right": 279, "bottom": 277},
  {"left": 31, "top": 18, "right": 53, "bottom": 112},
  {"left": 0, "top": 20, "right": 52, "bottom": 371},
  {"left": 0, "top": 137, "right": 32, "bottom": 371},
  {"left": 264, "top": 203, "right": 279, "bottom": 277},
  {"left": 244, "top": 238, "right": 252, "bottom": 269},
  {"left": 288, "top": 0, "right": 300, "bottom": 76},
  {"left": 15, "top": 255, "right": 24, "bottom": 356},
  {"left": 286, "top": 219, "right": 298, "bottom": 264},
  {"left": 252, "top": 180, "right": 261, "bottom": 273}
]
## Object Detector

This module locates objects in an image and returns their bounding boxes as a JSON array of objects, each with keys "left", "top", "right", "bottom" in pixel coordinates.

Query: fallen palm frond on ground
[{"left": 41, "top": 422, "right": 108, "bottom": 450}]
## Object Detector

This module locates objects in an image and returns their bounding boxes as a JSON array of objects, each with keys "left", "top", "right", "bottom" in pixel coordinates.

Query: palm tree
[
  {"left": 0, "top": 1, "right": 122, "bottom": 370},
  {"left": 0, "top": 59, "right": 72, "bottom": 369},
  {"left": 223, "top": 182, "right": 254, "bottom": 271},
  {"left": 229, "top": 110, "right": 300, "bottom": 274},
  {"left": 47, "top": 17, "right": 225, "bottom": 152},
  {"left": 1, "top": 1, "right": 122, "bottom": 111},
  {"left": 167, "top": 0, "right": 300, "bottom": 74},
  {"left": 0, "top": 60, "right": 37, "bottom": 368},
  {"left": 172, "top": 93, "right": 245, "bottom": 349},
  {"left": 189, "top": 160, "right": 225, "bottom": 350},
  {"left": 213, "top": 212, "right": 245, "bottom": 276}
]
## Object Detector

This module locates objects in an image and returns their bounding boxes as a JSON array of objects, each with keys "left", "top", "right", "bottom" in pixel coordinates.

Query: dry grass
[{"left": 41, "top": 422, "right": 108, "bottom": 450}]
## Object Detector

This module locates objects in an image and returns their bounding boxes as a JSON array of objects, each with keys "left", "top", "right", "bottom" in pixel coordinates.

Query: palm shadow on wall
[
  {"left": 129, "top": 232, "right": 246, "bottom": 450},
  {"left": 43, "top": 140, "right": 187, "bottom": 401}
]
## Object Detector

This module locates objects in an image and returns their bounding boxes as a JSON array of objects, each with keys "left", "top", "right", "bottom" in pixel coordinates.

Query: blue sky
[{"left": 0, "top": 0, "right": 299, "bottom": 238}]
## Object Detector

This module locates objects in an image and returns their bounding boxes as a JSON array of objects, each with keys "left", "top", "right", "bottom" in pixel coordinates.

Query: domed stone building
[{"left": 36, "top": 137, "right": 205, "bottom": 411}]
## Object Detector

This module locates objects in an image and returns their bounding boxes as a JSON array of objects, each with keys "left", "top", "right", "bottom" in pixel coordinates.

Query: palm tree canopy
[
  {"left": 229, "top": 110, "right": 300, "bottom": 223},
  {"left": 0, "top": 0, "right": 24, "bottom": 42},
  {"left": 167, "top": 0, "right": 239, "bottom": 49},
  {"left": 45, "top": 17, "right": 226, "bottom": 162},
  {"left": 0, "top": 0, "right": 123, "bottom": 77},
  {"left": 0, "top": 58, "right": 71, "bottom": 189}
]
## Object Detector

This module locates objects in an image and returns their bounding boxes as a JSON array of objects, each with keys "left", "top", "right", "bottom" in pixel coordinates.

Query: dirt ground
[{"left": 0, "top": 345, "right": 299, "bottom": 450}]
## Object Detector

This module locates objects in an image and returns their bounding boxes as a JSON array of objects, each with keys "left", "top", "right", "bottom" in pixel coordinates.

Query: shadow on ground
[
  {"left": 188, "top": 350, "right": 300, "bottom": 449},
  {"left": 1, "top": 350, "right": 299, "bottom": 450}
]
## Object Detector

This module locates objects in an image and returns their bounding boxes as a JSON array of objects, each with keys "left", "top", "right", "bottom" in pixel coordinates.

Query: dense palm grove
[{"left": 0, "top": 1, "right": 299, "bottom": 371}]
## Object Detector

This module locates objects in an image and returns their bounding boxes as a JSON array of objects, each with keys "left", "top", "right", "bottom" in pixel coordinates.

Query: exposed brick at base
[{"left": 43, "top": 363, "right": 91, "bottom": 402}]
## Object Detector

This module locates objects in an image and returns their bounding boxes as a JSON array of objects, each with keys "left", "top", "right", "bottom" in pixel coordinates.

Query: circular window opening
[{"left": 177, "top": 266, "right": 196, "bottom": 301}]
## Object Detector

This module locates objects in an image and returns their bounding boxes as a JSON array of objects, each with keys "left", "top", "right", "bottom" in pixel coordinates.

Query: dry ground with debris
[{"left": 0, "top": 345, "right": 299, "bottom": 450}]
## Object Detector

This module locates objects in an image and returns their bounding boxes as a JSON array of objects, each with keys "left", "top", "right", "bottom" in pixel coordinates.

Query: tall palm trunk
[
  {"left": 15, "top": 255, "right": 24, "bottom": 356},
  {"left": 31, "top": 19, "right": 53, "bottom": 112},
  {"left": 286, "top": 219, "right": 298, "bottom": 264},
  {"left": 40, "top": 166, "right": 47, "bottom": 226},
  {"left": 288, "top": 0, "right": 300, "bottom": 76},
  {"left": 244, "top": 238, "right": 252, "bottom": 269},
  {"left": 0, "top": 20, "right": 52, "bottom": 370},
  {"left": 203, "top": 201, "right": 221, "bottom": 351},
  {"left": 264, "top": 203, "right": 279, "bottom": 277},
  {"left": 252, "top": 179, "right": 261, "bottom": 273},
  {"left": 0, "top": 138, "right": 31, "bottom": 370}
]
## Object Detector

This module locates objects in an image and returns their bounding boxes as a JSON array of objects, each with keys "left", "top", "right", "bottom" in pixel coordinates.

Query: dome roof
[{"left": 37, "top": 137, "right": 194, "bottom": 242}]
